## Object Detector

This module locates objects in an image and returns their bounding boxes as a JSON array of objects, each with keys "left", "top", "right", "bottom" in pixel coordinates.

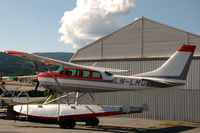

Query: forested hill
[
  {"left": 0, "top": 52, "right": 74, "bottom": 75},
  {"left": 34, "top": 52, "right": 74, "bottom": 62}
]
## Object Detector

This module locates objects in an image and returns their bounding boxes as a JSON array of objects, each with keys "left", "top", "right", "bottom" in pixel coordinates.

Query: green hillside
[{"left": 0, "top": 52, "right": 73, "bottom": 75}]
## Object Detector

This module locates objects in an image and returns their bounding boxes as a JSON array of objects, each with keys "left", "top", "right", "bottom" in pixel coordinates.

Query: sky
[{"left": 0, "top": 0, "right": 199, "bottom": 53}]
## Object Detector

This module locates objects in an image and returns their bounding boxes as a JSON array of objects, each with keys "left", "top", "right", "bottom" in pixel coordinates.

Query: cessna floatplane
[{"left": 1, "top": 44, "right": 196, "bottom": 129}]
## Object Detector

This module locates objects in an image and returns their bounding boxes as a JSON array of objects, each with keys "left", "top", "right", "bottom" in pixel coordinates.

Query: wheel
[
  {"left": 59, "top": 120, "right": 67, "bottom": 129},
  {"left": 68, "top": 119, "right": 76, "bottom": 129},
  {"left": 59, "top": 119, "right": 76, "bottom": 129},
  {"left": 85, "top": 117, "right": 99, "bottom": 126}
]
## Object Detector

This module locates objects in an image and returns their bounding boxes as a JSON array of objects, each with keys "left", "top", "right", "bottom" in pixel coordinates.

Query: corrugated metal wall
[{"left": 72, "top": 58, "right": 200, "bottom": 122}]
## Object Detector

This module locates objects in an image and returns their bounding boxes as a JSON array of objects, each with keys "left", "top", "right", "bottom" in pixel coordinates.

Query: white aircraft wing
[{"left": 3, "top": 51, "right": 129, "bottom": 73}]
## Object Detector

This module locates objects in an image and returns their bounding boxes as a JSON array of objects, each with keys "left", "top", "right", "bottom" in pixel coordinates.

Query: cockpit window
[
  {"left": 66, "top": 69, "right": 79, "bottom": 76},
  {"left": 92, "top": 72, "right": 101, "bottom": 78},
  {"left": 105, "top": 71, "right": 113, "bottom": 76}
]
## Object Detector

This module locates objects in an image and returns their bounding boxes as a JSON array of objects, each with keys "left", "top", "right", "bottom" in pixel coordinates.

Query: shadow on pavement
[
  {"left": 137, "top": 126, "right": 196, "bottom": 133},
  {"left": 15, "top": 123, "right": 197, "bottom": 133}
]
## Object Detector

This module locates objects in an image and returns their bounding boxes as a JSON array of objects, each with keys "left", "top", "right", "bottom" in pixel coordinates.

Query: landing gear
[
  {"left": 59, "top": 119, "right": 76, "bottom": 129},
  {"left": 59, "top": 117, "right": 100, "bottom": 129},
  {"left": 85, "top": 117, "right": 99, "bottom": 126}
]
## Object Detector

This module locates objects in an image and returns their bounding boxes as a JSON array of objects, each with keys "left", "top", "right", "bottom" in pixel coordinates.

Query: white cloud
[{"left": 58, "top": 0, "right": 135, "bottom": 49}]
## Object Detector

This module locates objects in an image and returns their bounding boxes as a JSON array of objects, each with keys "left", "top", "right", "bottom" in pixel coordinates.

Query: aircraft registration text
[{"left": 113, "top": 78, "right": 148, "bottom": 86}]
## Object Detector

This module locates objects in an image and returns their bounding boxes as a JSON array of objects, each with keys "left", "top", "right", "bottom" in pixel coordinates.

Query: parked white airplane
[
  {"left": 1, "top": 44, "right": 196, "bottom": 129},
  {"left": 3, "top": 44, "right": 196, "bottom": 93}
]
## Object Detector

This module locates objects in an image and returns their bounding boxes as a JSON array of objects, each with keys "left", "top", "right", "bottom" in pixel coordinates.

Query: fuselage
[{"left": 37, "top": 67, "right": 175, "bottom": 93}]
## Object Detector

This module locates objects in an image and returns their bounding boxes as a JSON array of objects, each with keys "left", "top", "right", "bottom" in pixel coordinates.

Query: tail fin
[{"left": 135, "top": 44, "right": 196, "bottom": 81}]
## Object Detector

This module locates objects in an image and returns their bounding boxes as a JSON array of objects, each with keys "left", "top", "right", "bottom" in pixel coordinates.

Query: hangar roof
[{"left": 71, "top": 17, "right": 200, "bottom": 61}]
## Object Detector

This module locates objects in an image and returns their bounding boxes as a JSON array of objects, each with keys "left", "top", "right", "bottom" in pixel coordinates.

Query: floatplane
[
  {"left": 0, "top": 74, "right": 46, "bottom": 104},
  {"left": 1, "top": 44, "right": 196, "bottom": 129}
]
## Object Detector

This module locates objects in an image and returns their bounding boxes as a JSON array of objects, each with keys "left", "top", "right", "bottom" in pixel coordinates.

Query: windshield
[{"left": 57, "top": 66, "right": 64, "bottom": 73}]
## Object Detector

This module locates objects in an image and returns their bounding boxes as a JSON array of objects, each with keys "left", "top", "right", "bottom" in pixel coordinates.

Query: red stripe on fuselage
[
  {"left": 178, "top": 44, "right": 196, "bottom": 52},
  {"left": 38, "top": 71, "right": 103, "bottom": 80}
]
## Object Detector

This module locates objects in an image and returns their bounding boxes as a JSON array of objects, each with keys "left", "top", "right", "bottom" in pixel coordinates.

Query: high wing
[{"left": 3, "top": 51, "right": 129, "bottom": 73}]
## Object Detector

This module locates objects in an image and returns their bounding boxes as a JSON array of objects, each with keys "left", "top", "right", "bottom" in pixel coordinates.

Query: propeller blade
[
  {"left": 0, "top": 73, "right": 2, "bottom": 81},
  {"left": 34, "top": 81, "right": 40, "bottom": 94},
  {"left": 33, "top": 61, "right": 40, "bottom": 94},
  {"left": 34, "top": 61, "right": 40, "bottom": 74}
]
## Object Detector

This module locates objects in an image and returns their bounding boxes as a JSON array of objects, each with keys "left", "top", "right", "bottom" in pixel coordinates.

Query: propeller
[
  {"left": 33, "top": 61, "right": 40, "bottom": 94},
  {"left": 34, "top": 81, "right": 40, "bottom": 93},
  {"left": 0, "top": 73, "right": 6, "bottom": 93},
  {"left": 34, "top": 61, "right": 40, "bottom": 75},
  {"left": 0, "top": 73, "right": 2, "bottom": 82},
  {"left": 0, "top": 73, "right": 5, "bottom": 85}
]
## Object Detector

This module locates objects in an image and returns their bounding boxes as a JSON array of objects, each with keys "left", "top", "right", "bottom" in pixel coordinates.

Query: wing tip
[{"left": 4, "top": 51, "right": 28, "bottom": 54}]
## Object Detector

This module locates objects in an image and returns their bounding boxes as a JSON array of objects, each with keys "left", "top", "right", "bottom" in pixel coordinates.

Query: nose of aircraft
[
  {"left": 37, "top": 71, "right": 59, "bottom": 78},
  {"left": 37, "top": 72, "right": 51, "bottom": 78}
]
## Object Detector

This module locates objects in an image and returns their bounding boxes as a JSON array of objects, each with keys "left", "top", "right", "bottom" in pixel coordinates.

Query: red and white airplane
[
  {"left": 1, "top": 44, "right": 196, "bottom": 129},
  {"left": 3, "top": 44, "right": 196, "bottom": 93}
]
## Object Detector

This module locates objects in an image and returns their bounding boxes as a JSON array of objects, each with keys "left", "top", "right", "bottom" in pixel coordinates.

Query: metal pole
[
  {"left": 26, "top": 92, "right": 30, "bottom": 120},
  {"left": 27, "top": 97, "right": 29, "bottom": 120},
  {"left": 75, "top": 92, "right": 79, "bottom": 106},
  {"left": 141, "top": 17, "right": 144, "bottom": 58},
  {"left": 57, "top": 101, "right": 60, "bottom": 122}
]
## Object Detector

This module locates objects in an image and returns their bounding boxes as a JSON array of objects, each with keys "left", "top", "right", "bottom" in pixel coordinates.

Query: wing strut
[
  {"left": 43, "top": 92, "right": 75, "bottom": 105},
  {"left": 89, "top": 93, "right": 101, "bottom": 106},
  {"left": 68, "top": 92, "right": 86, "bottom": 105},
  {"left": 45, "top": 64, "right": 64, "bottom": 92},
  {"left": 74, "top": 92, "right": 79, "bottom": 106},
  {"left": 43, "top": 91, "right": 87, "bottom": 106}
]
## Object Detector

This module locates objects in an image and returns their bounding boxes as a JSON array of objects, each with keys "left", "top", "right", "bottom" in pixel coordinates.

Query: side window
[
  {"left": 92, "top": 72, "right": 101, "bottom": 78},
  {"left": 72, "top": 69, "right": 79, "bottom": 76},
  {"left": 105, "top": 71, "right": 113, "bottom": 76},
  {"left": 66, "top": 69, "right": 79, "bottom": 76},
  {"left": 66, "top": 69, "right": 72, "bottom": 76},
  {"left": 82, "top": 70, "right": 90, "bottom": 77}
]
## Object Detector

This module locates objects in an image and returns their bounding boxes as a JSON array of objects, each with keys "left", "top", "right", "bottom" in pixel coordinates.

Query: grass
[{"left": 160, "top": 121, "right": 182, "bottom": 126}]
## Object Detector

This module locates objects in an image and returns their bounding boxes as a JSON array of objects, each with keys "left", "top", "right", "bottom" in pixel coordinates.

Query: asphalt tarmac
[{"left": 0, "top": 117, "right": 200, "bottom": 133}]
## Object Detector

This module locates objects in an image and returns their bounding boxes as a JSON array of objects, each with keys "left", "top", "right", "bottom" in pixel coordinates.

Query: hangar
[{"left": 70, "top": 17, "right": 200, "bottom": 122}]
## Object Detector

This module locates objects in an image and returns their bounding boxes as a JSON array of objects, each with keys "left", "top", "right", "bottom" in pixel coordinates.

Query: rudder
[{"left": 135, "top": 44, "right": 196, "bottom": 81}]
